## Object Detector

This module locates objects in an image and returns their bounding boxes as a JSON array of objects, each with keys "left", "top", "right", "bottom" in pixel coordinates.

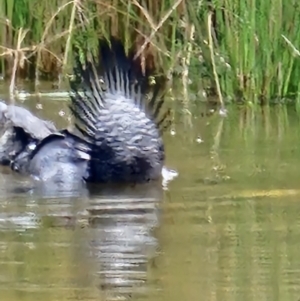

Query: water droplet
[
  {"left": 28, "top": 142, "right": 36, "bottom": 150},
  {"left": 219, "top": 108, "right": 228, "bottom": 117},
  {"left": 196, "top": 136, "right": 203, "bottom": 143}
]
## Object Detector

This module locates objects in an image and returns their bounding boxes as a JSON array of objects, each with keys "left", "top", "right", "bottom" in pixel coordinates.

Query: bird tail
[{"left": 69, "top": 36, "right": 171, "bottom": 143}]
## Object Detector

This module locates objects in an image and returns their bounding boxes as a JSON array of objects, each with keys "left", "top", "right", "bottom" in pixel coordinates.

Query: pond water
[{"left": 1, "top": 82, "right": 300, "bottom": 301}]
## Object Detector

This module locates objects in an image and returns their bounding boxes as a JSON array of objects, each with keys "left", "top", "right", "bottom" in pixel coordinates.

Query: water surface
[{"left": 1, "top": 83, "right": 300, "bottom": 301}]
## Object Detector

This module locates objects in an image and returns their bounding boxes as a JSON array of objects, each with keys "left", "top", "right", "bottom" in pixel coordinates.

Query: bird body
[{"left": 11, "top": 36, "right": 171, "bottom": 185}]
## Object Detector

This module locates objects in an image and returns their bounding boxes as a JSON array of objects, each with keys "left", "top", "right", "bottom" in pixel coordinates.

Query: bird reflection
[
  {"left": 86, "top": 183, "right": 162, "bottom": 299},
  {"left": 0, "top": 179, "right": 164, "bottom": 300}
]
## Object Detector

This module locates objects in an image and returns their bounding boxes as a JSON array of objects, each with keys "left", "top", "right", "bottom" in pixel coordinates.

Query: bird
[{"left": 11, "top": 36, "right": 171, "bottom": 186}]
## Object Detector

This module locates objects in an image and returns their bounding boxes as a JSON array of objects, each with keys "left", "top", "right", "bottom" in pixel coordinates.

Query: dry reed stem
[
  {"left": 282, "top": 34, "right": 300, "bottom": 57},
  {"left": 134, "top": 29, "right": 171, "bottom": 57},
  {"left": 59, "top": 0, "right": 82, "bottom": 88},
  {"left": 207, "top": 12, "right": 224, "bottom": 110},
  {"left": 0, "top": 24, "right": 84, "bottom": 78},
  {"left": 182, "top": 23, "right": 195, "bottom": 104},
  {"left": 132, "top": 0, "right": 183, "bottom": 60},
  {"left": 9, "top": 28, "right": 29, "bottom": 102},
  {"left": 35, "top": 0, "right": 77, "bottom": 88}
]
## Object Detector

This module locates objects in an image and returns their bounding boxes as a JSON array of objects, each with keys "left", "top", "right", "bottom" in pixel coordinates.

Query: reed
[
  {"left": 188, "top": 0, "right": 300, "bottom": 105},
  {"left": 1, "top": 0, "right": 300, "bottom": 106}
]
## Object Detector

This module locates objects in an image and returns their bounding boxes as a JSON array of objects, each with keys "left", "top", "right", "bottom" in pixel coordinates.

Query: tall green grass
[
  {"left": 1, "top": 0, "right": 300, "bottom": 106},
  {"left": 188, "top": 0, "right": 300, "bottom": 105}
]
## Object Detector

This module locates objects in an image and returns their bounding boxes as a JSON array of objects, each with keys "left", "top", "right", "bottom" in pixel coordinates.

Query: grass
[
  {"left": 1, "top": 0, "right": 300, "bottom": 107},
  {"left": 208, "top": 0, "right": 300, "bottom": 106}
]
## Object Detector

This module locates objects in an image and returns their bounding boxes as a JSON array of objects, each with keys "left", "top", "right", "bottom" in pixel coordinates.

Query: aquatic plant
[
  {"left": 188, "top": 0, "right": 300, "bottom": 105},
  {"left": 0, "top": 0, "right": 300, "bottom": 106}
]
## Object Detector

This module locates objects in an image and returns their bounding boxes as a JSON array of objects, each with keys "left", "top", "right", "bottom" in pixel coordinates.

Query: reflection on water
[
  {"left": 87, "top": 184, "right": 162, "bottom": 300},
  {"left": 0, "top": 181, "right": 164, "bottom": 301},
  {"left": 1, "top": 84, "right": 300, "bottom": 300}
]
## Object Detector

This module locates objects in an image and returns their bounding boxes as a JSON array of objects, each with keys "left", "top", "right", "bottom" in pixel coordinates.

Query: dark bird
[{"left": 11, "top": 36, "right": 171, "bottom": 185}]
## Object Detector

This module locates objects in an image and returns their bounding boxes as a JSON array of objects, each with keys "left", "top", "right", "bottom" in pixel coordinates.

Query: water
[{"left": 1, "top": 83, "right": 300, "bottom": 301}]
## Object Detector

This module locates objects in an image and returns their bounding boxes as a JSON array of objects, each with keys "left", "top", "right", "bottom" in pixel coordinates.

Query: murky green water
[{"left": 1, "top": 82, "right": 300, "bottom": 301}]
